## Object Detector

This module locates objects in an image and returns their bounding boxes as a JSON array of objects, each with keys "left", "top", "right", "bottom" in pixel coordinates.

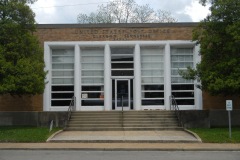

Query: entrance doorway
[{"left": 112, "top": 79, "right": 133, "bottom": 110}]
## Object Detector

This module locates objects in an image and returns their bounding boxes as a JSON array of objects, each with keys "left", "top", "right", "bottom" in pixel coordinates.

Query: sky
[{"left": 29, "top": 0, "right": 211, "bottom": 24}]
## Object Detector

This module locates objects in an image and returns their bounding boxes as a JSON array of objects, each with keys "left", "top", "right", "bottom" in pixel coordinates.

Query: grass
[
  {"left": 0, "top": 126, "right": 61, "bottom": 142},
  {"left": 190, "top": 127, "right": 240, "bottom": 143}
]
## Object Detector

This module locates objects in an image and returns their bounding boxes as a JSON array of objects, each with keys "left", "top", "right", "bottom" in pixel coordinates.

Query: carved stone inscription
[{"left": 73, "top": 28, "right": 173, "bottom": 40}]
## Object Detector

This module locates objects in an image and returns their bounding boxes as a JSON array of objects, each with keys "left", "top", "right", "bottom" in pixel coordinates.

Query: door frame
[{"left": 115, "top": 79, "right": 131, "bottom": 110}]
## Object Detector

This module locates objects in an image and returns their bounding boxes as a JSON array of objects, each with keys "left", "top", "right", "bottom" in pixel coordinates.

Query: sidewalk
[
  {"left": 0, "top": 143, "right": 240, "bottom": 151},
  {"left": 0, "top": 130, "right": 239, "bottom": 151},
  {"left": 47, "top": 130, "right": 201, "bottom": 143}
]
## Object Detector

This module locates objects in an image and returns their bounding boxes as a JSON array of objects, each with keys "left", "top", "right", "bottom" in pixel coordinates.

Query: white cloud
[
  {"left": 29, "top": 0, "right": 210, "bottom": 23},
  {"left": 184, "top": 0, "right": 210, "bottom": 22}
]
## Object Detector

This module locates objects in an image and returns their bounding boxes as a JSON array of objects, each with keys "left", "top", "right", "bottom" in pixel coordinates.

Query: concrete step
[
  {"left": 71, "top": 111, "right": 174, "bottom": 113},
  {"left": 70, "top": 115, "right": 176, "bottom": 119},
  {"left": 70, "top": 118, "right": 178, "bottom": 122},
  {"left": 64, "top": 127, "right": 183, "bottom": 131},
  {"left": 71, "top": 112, "right": 175, "bottom": 116},
  {"left": 67, "top": 123, "right": 179, "bottom": 128},
  {"left": 71, "top": 111, "right": 175, "bottom": 114},
  {"left": 65, "top": 111, "right": 180, "bottom": 131},
  {"left": 68, "top": 120, "right": 178, "bottom": 124}
]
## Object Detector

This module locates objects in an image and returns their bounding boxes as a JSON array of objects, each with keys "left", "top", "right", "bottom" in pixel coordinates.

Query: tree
[
  {"left": 180, "top": 0, "right": 240, "bottom": 95},
  {"left": 130, "top": 4, "right": 155, "bottom": 23},
  {"left": 0, "top": 0, "right": 46, "bottom": 95},
  {"left": 77, "top": 0, "right": 177, "bottom": 24}
]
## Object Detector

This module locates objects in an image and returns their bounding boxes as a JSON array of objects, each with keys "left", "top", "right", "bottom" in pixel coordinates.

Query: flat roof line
[{"left": 36, "top": 23, "right": 199, "bottom": 29}]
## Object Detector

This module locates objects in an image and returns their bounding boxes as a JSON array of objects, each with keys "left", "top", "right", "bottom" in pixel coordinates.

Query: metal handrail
[
  {"left": 169, "top": 95, "right": 183, "bottom": 128},
  {"left": 121, "top": 95, "right": 124, "bottom": 128},
  {"left": 66, "top": 96, "right": 76, "bottom": 124}
]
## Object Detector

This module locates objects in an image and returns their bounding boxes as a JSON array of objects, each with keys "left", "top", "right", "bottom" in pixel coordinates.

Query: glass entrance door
[{"left": 115, "top": 79, "right": 130, "bottom": 110}]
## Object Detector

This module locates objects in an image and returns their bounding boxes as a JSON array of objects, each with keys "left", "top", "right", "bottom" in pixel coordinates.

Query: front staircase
[{"left": 64, "top": 111, "right": 183, "bottom": 131}]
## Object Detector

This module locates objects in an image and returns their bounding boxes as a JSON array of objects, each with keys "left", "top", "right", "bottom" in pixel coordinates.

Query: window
[
  {"left": 141, "top": 47, "right": 164, "bottom": 105},
  {"left": 51, "top": 49, "right": 74, "bottom": 107},
  {"left": 81, "top": 48, "right": 104, "bottom": 106},
  {"left": 171, "top": 48, "right": 195, "bottom": 105},
  {"left": 111, "top": 48, "right": 134, "bottom": 76}
]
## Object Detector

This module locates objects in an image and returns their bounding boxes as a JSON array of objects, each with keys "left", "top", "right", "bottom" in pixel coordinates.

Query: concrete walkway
[
  {"left": 1, "top": 130, "right": 239, "bottom": 151},
  {"left": 0, "top": 143, "right": 240, "bottom": 151},
  {"left": 47, "top": 130, "right": 201, "bottom": 143}
]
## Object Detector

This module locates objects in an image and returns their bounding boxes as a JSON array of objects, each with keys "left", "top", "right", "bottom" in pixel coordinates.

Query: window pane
[
  {"left": 82, "top": 71, "right": 104, "bottom": 76},
  {"left": 176, "top": 99, "right": 194, "bottom": 105},
  {"left": 81, "top": 92, "right": 102, "bottom": 98},
  {"left": 172, "top": 55, "right": 193, "bottom": 61},
  {"left": 111, "top": 56, "right": 133, "bottom": 61},
  {"left": 172, "top": 92, "right": 194, "bottom": 98},
  {"left": 82, "top": 63, "right": 104, "bottom": 69},
  {"left": 141, "top": 55, "right": 164, "bottom": 62},
  {"left": 172, "top": 84, "right": 194, "bottom": 90},
  {"left": 142, "top": 63, "right": 163, "bottom": 69},
  {"left": 52, "top": 86, "right": 74, "bottom": 91},
  {"left": 142, "top": 100, "right": 164, "bottom": 105},
  {"left": 111, "top": 63, "right": 133, "bottom": 69},
  {"left": 52, "top": 49, "right": 74, "bottom": 56},
  {"left": 142, "top": 92, "right": 164, "bottom": 98},
  {"left": 111, "top": 48, "right": 133, "bottom": 54},
  {"left": 142, "top": 70, "right": 164, "bottom": 76},
  {"left": 52, "top": 64, "right": 74, "bottom": 69},
  {"left": 82, "top": 78, "right": 103, "bottom": 84},
  {"left": 82, "top": 56, "right": 104, "bottom": 62},
  {"left": 81, "top": 100, "right": 104, "bottom": 106},
  {"left": 52, "top": 56, "right": 74, "bottom": 63},
  {"left": 81, "top": 48, "right": 104, "bottom": 56},
  {"left": 143, "top": 85, "right": 164, "bottom": 90},
  {"left": 171, "top": 48, "right": 193, "bottom": 54},
  {"left": 51, "top": 100, "right": 71, "bottom": 106},
  {"left": 82, "top": 86, "right": 103, "bottom": 91},
  {"left": 111, "top": 70, "right": 134, "bottom": 76},
  {"left": 52, "top": 93, "right": 74, "bottom": 99},
  {"left": 171, "top": 77, "right": 193, "bottom": 83},
  {"left": 52, "top": 78, "right": 74, "bottom": 84},
  {"left": 141, "top": 48, "right": 164, "bottom": 55},
  {"left": 52, "top": 71, "right": 74, "bottom": 77},
  {"left": 142, "top": 77, "right": 164, "bottom": 83},
  {"left": 171, "top": 70, "right": 179, "bottom": 76},
  {"left": 171, "top": 62, "right": 193, "bottom": 68}
]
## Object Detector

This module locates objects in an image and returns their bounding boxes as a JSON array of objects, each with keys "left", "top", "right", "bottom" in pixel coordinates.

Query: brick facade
[
  {"left": 35, "top": 23, "right": 195, "bottom": 45},
  {"left": 203, "top": 92, "right": 240, "bottom": 110},
  {"left": 0, "top": 94, "right": 42, "bottom": 111},
  {"left": 1, "top": 23, "right": 239, "bottom": 111}
]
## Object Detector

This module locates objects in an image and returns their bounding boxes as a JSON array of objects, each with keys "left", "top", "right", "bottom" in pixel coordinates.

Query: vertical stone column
[
  {"left": 194, "top": 44, "right": 202, "bottom": 110},
  {"left": 134, "top": 44, "right": 141, "bottom": 110},
  {"left": 164, "top": 43, "right": 171, "bottom": 110},
  {"left": 43, "top": 43, "right": 51, "bottom": 111},
  {"left": 75, "top": 45, "right": 81, "bottom": 111},
  {"left": 104, "top": 44, "right": 112, "bottom": 110}
]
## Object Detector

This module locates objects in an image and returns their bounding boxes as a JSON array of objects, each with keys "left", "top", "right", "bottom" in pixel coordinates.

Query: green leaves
[
  {"left": 0, "top": 0, "right": 46, "bottom": 95},
  {"left": 184, "top": 0, "right": 240, "bottom": 96},
  {"left": 0, "top": 58, "right": 45, "bottom": 94}
]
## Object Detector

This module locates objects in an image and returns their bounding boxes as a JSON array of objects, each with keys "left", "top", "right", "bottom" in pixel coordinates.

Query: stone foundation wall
[
  {"left": 0, "top": 111, "right": 67, "bottom": 127},
  {"left": 0, "top": 110, "right": 240, "bottom": 128}
]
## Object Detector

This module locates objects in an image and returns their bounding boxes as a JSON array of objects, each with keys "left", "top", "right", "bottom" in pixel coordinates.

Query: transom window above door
[{"left": 111, "top": 47, "right": 134, "bottom": 76}]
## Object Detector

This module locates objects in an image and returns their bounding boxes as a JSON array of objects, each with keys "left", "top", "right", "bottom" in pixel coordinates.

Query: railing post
[
  {"left": 121, "top": 95, "right": 123, "bottom": 128},
  {"left": 169, "top": 96, "right": 172, "bottom": 110},
  {"left": 169, "top": 95, "right": 183, "bottom": 128}
]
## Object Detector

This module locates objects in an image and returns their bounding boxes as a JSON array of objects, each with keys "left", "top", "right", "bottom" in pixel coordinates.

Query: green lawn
[
  {"left": 190, "top": 127, "right": 240, "bottom": 143},
  {"left": 0, "top": 126, "right": 61, "bottom": 142}
]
